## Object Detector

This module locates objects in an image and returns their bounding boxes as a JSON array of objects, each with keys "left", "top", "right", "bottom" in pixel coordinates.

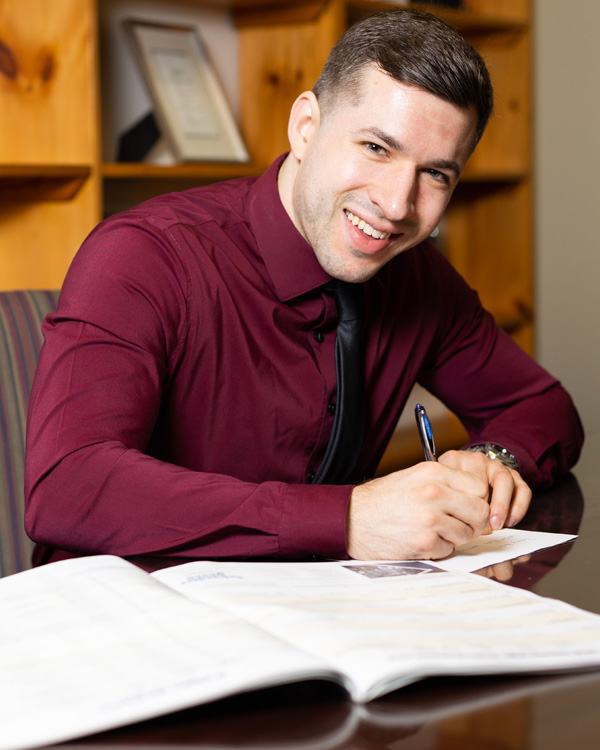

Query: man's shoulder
[
  {"left": 111, "top": 174, "right": 260, "bottom": 233},
  {"left": 69, "top": 172, "right": 269, "bottom": 305}
]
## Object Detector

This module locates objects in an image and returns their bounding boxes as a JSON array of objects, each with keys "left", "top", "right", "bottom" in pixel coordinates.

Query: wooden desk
[{"left": 51, "top": 434, "right": 600, "bottom": 750}]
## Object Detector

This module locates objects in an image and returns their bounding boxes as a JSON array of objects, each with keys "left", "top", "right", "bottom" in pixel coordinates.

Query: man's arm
[
  {"left": 345, "top": 247, "right": 583, "bottom": 562},
  {"left": 416, "top": 251, "right": 583, "bottom": 493},
  {"left": 24, "top": 222, "right": 352, "bottom": 563}
]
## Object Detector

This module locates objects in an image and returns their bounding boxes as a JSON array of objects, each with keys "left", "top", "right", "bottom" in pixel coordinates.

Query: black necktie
[{"left": 313, "top": 282, "right": 366, "bottom": 485}]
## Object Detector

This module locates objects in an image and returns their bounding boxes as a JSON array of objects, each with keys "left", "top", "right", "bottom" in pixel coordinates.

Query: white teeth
[{"left": 344, "top": 210, "right": 391, "bottom": 240}]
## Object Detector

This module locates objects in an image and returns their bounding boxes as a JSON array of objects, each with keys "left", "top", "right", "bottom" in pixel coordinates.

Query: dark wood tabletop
[{"left": 54, "top": 433, "right": 600, "bottom": 750}]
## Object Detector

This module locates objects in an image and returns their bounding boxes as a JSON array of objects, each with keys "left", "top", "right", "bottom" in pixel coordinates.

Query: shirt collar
[{"left": 248, "top": 154, "right": 331, "bottom": 302}]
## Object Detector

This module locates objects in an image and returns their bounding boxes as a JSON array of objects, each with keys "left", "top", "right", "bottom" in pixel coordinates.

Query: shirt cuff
[{"left": 278, "top": 483, "right": 353, "bottom": 559}]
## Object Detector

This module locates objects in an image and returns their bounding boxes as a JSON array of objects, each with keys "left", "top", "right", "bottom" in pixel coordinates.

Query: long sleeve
[{"left": 414, "top": 257, "right": 584, "bottom": 489}]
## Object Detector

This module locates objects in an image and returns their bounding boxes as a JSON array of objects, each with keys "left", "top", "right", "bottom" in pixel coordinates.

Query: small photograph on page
[{"left": 343, "top": 561, "right": 442, "bottom": 579}]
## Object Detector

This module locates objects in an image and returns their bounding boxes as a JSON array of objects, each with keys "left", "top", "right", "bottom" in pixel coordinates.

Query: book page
[
  {"left": 154, "top": 560, "right": 600, "bottom": 703},
  {"left": 0, "top": 556, "right": 334, "bottom": 750}
]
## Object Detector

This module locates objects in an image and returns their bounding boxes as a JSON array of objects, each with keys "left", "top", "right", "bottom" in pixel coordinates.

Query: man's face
[{"left": 283, "top": 66, "right": 478, "bottom": 283}]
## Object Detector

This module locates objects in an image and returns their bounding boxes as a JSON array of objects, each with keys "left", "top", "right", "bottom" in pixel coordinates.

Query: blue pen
[{"left": 415, "top": 403, "right": 437, "bottom": 462}]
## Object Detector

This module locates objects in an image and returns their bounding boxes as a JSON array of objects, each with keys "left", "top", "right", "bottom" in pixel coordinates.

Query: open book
[{"left": 2, "top": 554, "right": 600, "bottom": 750}]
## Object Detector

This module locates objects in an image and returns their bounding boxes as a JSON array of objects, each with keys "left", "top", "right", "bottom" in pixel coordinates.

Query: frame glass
[{"left": 124, "top": 20, "right": 249, "bottom": 163}]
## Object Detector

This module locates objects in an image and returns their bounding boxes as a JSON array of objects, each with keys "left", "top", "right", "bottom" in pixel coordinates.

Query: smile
[{"left": 344, "top": 210, "right": 392, "bottom": 240}]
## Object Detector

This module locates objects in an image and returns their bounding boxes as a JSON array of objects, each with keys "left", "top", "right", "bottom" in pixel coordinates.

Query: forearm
[
  {"left": 25, "top": 442, "right": 351, "bottom": 560},
  {"left": 422, "top": 306, "right": 583, "bottom": 490},
  {"left": 459, "top": 382, "right": 584, "bottom": 490}
]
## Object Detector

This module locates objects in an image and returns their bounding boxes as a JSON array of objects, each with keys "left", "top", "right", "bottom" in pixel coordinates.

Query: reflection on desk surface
[{"left": 52, "top": 671, "right": 600, "bottom": 750}]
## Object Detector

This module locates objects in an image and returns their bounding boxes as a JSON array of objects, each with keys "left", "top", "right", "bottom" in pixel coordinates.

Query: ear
[{"left": 287, "top": 91, "right": 320, "bottom": 161}]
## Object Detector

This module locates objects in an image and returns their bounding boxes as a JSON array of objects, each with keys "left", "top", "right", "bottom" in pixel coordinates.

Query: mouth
[{"left": 344, "top": 209, "right": 392, "bottom": 240}]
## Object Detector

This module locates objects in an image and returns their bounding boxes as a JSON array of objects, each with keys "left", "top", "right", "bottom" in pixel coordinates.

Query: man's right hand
[{"left": 346, "top": 462, "right": 491, "bottom": 560}]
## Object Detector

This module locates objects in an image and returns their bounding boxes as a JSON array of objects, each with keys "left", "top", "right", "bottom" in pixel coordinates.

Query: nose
[{"left": 370, "top": 165, "right": 418, "bottom": 223}]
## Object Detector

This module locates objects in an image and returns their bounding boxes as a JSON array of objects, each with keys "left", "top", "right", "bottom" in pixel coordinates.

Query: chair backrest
[{"left": 0, "top": 290, "right": 59, "bottom": 577}]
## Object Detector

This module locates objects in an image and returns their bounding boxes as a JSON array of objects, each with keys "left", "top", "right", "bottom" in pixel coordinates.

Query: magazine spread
[{"left": 2, "top": 553, "right": 600, "bottom": 750}]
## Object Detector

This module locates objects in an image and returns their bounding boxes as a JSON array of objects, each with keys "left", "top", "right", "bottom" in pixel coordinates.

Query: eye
[
  {"left": 425, "top": 168, "right": 451, "bottom": 186},
  {"left": 364, "top": 142, "right": 387, "bottom": 156}
]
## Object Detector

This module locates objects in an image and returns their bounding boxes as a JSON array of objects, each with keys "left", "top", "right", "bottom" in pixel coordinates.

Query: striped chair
[{"left": 0, "top": 290, "right": 59, "bottom": 577}]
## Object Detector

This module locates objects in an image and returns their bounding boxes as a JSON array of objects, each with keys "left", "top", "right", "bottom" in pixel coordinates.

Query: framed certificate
[{"left": 124, "top": 20, "right": 249, "bottom": 163}]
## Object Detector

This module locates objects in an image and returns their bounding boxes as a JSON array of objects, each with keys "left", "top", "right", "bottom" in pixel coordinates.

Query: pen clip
[{"left": 415, "top": 403, "right": 437, "bottom": 462}]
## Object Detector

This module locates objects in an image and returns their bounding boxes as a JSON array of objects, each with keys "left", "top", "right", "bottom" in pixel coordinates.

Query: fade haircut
[{"left": 312, "top": 8, "right": 494, "bottom": 153}]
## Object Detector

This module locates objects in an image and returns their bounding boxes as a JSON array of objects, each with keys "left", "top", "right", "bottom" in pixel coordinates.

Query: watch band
[{"left": 463, "top": 443, "right": 519, "bottom": 470}]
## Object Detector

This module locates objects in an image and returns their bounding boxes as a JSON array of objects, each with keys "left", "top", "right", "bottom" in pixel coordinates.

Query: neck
[{"left": 277, "top": 152, "right": 299, "bottom": 226}]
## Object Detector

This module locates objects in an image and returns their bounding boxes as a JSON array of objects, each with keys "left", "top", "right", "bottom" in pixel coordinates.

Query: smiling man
[
  {"left": 25, "top": 9, "right": 583, "bottom": 566},
  {"left": 279, "top": 66, "right": 476, "bottom": 284}
]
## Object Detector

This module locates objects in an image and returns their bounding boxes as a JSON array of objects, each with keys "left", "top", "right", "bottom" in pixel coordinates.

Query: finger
[
  {"left": 438, "top": 451, "right": 502, "bottom": 509},
  {"left": 473, "top": 561, "right": 517, "bottom": 581},
  {"left": 406, "top": 530, "right": 456, "bottom": 561},
  {"left": 488, "top": 556, "right": 530, "bottom": 582},
  {"left": 416, "top": 492, "right": 490, "bottom": 553},
  {"left": 488, "top": 467, "right": 532, "bottom": 530},
  {"left": 505, "top": 478, "right": 532, "bottom": 527},
  {"left": 418, "top": 459, "right": 489, "bottom": 501},
  {"left": 438, "top": 449, "right": 489, "bottom": 483},
  {"left": 416, "top": 485, "right": 490, "bottom": 539},
  {"left": 488, "top": 468, "right": 517, "bottom": 530},
  {"left": 489, "top": 560, "right": 516, "bottom": 582}
]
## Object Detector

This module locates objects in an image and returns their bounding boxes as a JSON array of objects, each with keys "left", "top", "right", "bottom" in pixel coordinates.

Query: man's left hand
[{"left": 438, "top": 449, "right": 532, "bottom": 531}]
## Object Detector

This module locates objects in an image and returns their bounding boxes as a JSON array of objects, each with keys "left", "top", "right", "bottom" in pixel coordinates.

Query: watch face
[
  {"left": 486, "top": 444, "right": 519, "bottom": 470},
  {"left": 464, "top": 444, "right": 519, "bottom": 470}
]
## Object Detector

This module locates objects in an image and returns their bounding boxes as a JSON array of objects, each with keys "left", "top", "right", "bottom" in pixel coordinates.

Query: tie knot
[{"left": 325, "top": 282, "right": 364, "bottom": 323}]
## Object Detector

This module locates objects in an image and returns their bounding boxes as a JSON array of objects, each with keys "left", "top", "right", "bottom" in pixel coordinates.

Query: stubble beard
[{"left": 293, "top": 185, "right": 385, "bottom": 284}]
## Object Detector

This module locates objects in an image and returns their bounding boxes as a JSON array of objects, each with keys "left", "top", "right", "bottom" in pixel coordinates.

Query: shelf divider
[{"left": 0, "top": 165, "right": 91, "bottom": 202}]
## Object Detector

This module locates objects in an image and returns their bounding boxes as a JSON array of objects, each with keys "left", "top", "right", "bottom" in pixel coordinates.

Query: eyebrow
[{"left": 357, "top": 127, "right": 462, "bottom": 179}]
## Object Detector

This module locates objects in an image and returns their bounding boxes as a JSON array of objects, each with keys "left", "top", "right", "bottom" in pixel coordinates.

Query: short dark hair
[{"left": 313, "top": 8, "right": 494, "bottom": 152}]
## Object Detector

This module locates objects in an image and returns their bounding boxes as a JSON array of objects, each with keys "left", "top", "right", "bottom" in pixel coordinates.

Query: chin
[
  {"left": 316, "top": 245, "right": 391, "bottom": 283},
  {"left": 327, "top": 263, "right": 383, "bottom": 285}
]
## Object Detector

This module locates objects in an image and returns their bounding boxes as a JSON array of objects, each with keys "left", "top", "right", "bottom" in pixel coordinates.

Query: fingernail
[
  {"left": 506, "top": 515, "right": 517, "bottom": 528},
  {"left": 490, "top": 514, "right": 503, "bottom": 531}
]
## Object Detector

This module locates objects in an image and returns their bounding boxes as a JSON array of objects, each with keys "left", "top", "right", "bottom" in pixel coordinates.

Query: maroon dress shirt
[{"left": 24, "top": 156, "right": 583, "bottom": 565}]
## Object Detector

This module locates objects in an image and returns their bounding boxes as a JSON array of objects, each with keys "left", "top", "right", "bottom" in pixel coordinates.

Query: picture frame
[{"left": 124, "top": 20, "right": 249, "bottom": 163}]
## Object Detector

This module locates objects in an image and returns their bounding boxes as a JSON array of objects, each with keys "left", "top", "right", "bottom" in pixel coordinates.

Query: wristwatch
[{"left": 463, "top": 443, "right": 519, "bottom": 470}]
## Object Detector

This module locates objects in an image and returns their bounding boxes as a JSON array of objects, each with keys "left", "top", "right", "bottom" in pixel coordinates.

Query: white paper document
[
  {"left": 155, "top": 556, "right": 600, "bottom": 703},
  {"left": 430, "top": 528, "right": 577, "bottom": 573}
]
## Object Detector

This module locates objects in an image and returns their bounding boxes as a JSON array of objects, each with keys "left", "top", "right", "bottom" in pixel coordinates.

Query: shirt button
[
  {"left": 307, "top": 472, "right": 316, "bottom": 483},
  {"left": 327, "top": 402, "right": 336, "bottom": 415},
  {"left": 313, "top": 331, "right": 324, "bottom": 343}
]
